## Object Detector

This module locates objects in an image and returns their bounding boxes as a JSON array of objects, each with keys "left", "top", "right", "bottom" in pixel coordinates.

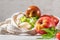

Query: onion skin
[{"left": 25, "top": 5, "right": 41, "bottom": 18}]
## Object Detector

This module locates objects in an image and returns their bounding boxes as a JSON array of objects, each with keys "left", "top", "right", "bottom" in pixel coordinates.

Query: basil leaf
[{"left": 42, "top": 27, "right": 57, "bottom": 39}]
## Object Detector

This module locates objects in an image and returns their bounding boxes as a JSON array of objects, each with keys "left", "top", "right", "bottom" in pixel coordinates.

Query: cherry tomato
[{"left": 56, "top": 32, "right": 60, "bottom": 40}]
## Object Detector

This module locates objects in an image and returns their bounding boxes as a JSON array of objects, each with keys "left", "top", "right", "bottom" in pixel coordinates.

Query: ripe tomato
[
  {"left": 37, "top": 16, "right": 55, "bottom": 28},
  {"left": 56, "top": 32, "right": 60, "bottom": 40},
  {"left": 26, "top": 5, "right": 41, "bottom": 17},
  {"left": 50, "top": 16, "right": 59, "bottom": 26},
  {"left": 35, "top": 15, "right": 59, "bottom": 34},
  {"left": 41, "top": 15, "right": 59, "bottom": 26}
]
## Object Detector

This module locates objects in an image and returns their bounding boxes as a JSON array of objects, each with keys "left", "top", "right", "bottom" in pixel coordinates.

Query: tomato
[
  {"left": 41, "top": 15, "right": 59, "bottom": 26},
  {"left": 35, "top": 15, "right": 59, "bottom": 34},
  {"left": 37, "top": 16, "right": 55, "bottom": 28},
  {"left": 51, "top": 16, "right": 59, "bottom": 26},
  {"left": 26, "top": 5, "right": 41, "bottom": 17},
  {"left": 56, "top": 32, "right": 60, "bottom": 40}
]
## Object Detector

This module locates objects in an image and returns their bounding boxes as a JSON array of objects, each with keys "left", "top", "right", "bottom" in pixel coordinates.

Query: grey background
[{"left": 0, "top": 0, "right": 60, "bottom": 22}]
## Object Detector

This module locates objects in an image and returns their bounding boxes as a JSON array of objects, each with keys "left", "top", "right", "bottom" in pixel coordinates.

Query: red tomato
[
  {"left": 56, "top": 32, "right": 60, "bottom": 40},
  {"left": 41, "top": 15, "right": 59, "bottom": 26},
  {"left": 37, "top": 15, "right": 55, "bottom": 28},
  {"left": 35, "top": 15, "right": 59, "bottom": 34},
  {"left": 50, "top": 16, "right": 59, "bottom": 26}
]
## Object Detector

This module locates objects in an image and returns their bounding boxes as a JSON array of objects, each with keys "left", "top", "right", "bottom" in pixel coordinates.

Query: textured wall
[{"left": 0, "top": 0, "right": 60, "bottom": 21}]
